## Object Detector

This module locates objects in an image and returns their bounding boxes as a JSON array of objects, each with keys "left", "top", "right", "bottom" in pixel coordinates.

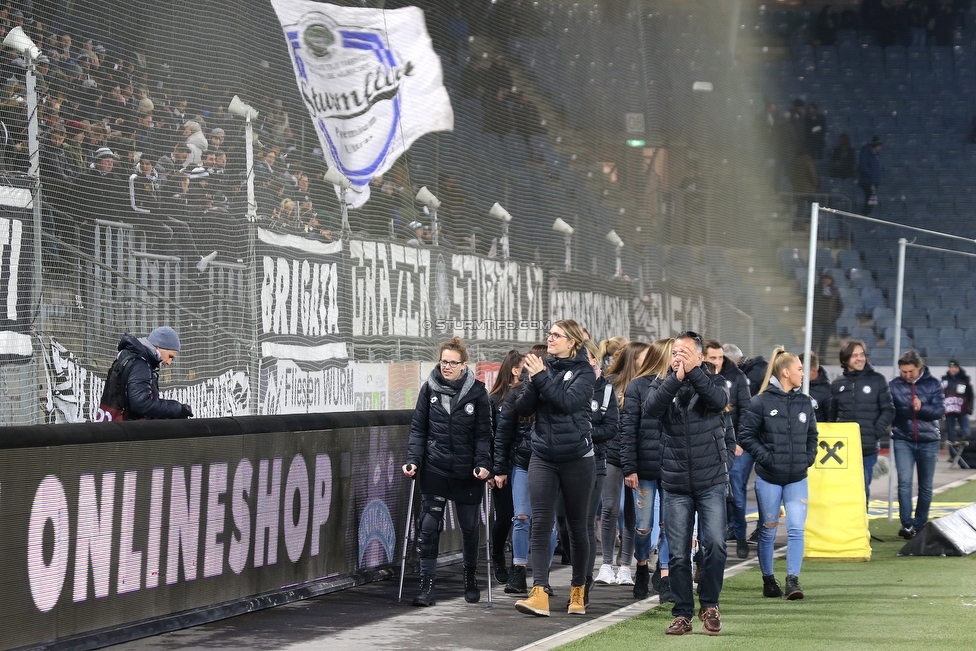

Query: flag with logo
[{"left": 270, "top": 1, "right": 454, "bottom": 208}]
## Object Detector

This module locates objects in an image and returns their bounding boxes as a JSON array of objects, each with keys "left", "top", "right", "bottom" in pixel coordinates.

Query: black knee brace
[{"left": 418, "top": 494, "right": 447, "bottom": 559}]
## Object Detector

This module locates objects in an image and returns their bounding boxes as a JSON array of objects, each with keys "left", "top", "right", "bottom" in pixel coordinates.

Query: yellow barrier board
[{"left": 804, "top": 422, "right": 872, "bottom": 561}]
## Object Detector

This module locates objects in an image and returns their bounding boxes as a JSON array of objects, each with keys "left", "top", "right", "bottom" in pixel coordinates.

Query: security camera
[
  {"left": 605, "top": 230, "right": 624, "bottom": 247},
  {"left": 324, "top": 166, "right": 352, "bottom": 190},
  {"left": 552, "top": 218, "right": 574, "bottom": 236},
  {"left": 227, "top": 95, "right": 258, "bottom": 120},
  {"left": 489, "top": 202, "right": 512, "bottom": 223},
  {"left": 415, "top": 186, "right": 441, "bottom": 209}
]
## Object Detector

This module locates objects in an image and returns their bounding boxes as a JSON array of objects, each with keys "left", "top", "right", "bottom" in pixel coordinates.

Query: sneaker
[
  {"left": 595, "top": 563, "right": 616, "bottom": 585},
  {"left": 784, "top": 574, "right": 804, "bottom": 600},
  {"left": 492, "top": 559, "right": 509, "bottom": 584},
  {"left": 616, "top": 566, "right": 634, "bottom": 585},
  {"left": 505, "top": 565, "right": 527, "bottom": 594},
  {"left": 633, "top": 563, "right": 650, "bottom": 599},
  {"left": 736, "top": 538, "right": 749, "bottom": 559},
  {"left": 568, "top": 584, "right": 586, "bottom": 614},
  {"left": 463, "top": 565, "right": 480, "bottom": 603},
  {"left": 698, "top": 606, "right": 722, "bottom": 635},
  {"left": 658, "top": 576, "right": 674, "bottom": 603},
  {"left": 898, "top": 525, "right": 917, "bottom": 539},
  {"left": 665, "top": 616, "right": 692, "bottom": 636},
  {"left": 762, "top": 573, "right": 783, "bottom": 598},
  {"left": 515, "top": 585, "right": 551, "bottom": 617}
]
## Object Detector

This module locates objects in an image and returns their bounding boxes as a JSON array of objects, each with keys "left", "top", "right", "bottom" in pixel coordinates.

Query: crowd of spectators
[{"left": 813, "top": 1, "right": 972, "bottom": 48}]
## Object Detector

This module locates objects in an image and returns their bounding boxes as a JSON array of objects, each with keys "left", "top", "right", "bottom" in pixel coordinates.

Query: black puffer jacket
[
  {"left": 809, "top": 368, "right": 831, "bottom": 423},
  {"left": 492, "top": 384, "right": 532, "bottom": 475},
  {"left": 645, "top": 364, "right": 733, "bottom": 494},
  {"left": 738, "top": 383, "right": 819, "bottom": 486},
  {"left": 589, "top": 374, "right": 619, "bottom": 472},
  {"left": 620, "top": 375, "right": 663, "bottom": 480},
  {"left": 829, "top": 363, "right": 895, "bottom": 456},
  {"left": 890, "top": 367, "right": 945, "bottom": 444},
  {"left": 739, "top": 356, "right": 769, "bottom": 397},
  {"left": 99, "top": 333, "right": 185, "bottom": 420},
  {"left": 407, "top": 367, "right": 492, "bottom": 478},
  {"left": 718, "top": 356, "right": 752, "bottom": 433},
  {"left": 516, "top": 347, "right": 595, "bottom": 464}
]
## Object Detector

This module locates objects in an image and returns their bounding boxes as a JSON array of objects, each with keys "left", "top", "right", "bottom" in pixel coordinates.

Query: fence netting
[{"left": 1, "top": 0, "right": 799, "bottom": 425}]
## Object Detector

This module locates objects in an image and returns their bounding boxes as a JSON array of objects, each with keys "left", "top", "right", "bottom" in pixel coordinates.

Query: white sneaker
[
  {"left": 594, "top": 564, "right": 615, "bottom": 585},
  {"left": 615, "top": 566, "right": 634, "bottom": 585}
]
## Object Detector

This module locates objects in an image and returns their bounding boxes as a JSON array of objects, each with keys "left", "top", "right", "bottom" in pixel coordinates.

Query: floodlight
[
  {"left": 605, "top": 230, "right": 624, "bottom": 248},
  {"left": 3, "top": 27, "right": 39, "bottom": 59},
  {"left": 489, "top": 202, "right": 512, "bottom": 223},
  {"left": 552, "top": 218, "right": 574, "bottom": 236},
  {"left": 415, "top": 186, "right": 441, "bottom": 210},
  {"left": 227, "top": 95, "right": 258, "bottom": 120}
]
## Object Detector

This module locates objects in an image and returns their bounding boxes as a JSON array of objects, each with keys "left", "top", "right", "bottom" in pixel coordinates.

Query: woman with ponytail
[
  {"left": 403, "top": 337, "right": 492, "bottom": 607},
  {"left": 737, "top": 347, "right": 819, "bottom": 601}
]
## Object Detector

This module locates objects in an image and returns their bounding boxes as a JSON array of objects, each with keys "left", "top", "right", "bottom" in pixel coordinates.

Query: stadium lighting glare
[
  {"left": 489, "top": 203, "right": 512, "bottom": 259},
  {"left": 227, "top": 95, "right": 258, "bottom": 120},
  {"left": 2, "top": 27, "right": 40, "bottom": 58}
]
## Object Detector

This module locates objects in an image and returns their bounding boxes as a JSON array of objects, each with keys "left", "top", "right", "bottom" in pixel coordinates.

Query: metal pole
[
  {"left": 565, "top": 234, "right": 572, "bottom": 272},
  {"left": 26, "top": 52, "right": 42, "bottom": 424},
  {"left": 398, "top": 479, "right": 416, "bottom": 603},
  {"left": 615, "top": 245, "right": 622, "bottom": 276},
  {"left": 501, "top": 222, "right": 510, "bottom": 259},
  {"left": 889, "top": 237, "right": 907, "bottom": 522},
  {"left": 802, "top": 202, "right": 819, "bottom": 396},
  {"left": 431, "top": 208, "right": 439, "bottom": 247},
  {"left": 244, "top": 114, "right": 256, "bottom": 221},
  {"left": 484, "top": 482, "right": 493, "bottom": 608}
]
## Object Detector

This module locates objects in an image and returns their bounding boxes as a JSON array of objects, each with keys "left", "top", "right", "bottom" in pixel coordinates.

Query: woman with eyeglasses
[
  {"left": 512, "top": 319, "right": 596, "bottom": 617},
  {"left": 737, "top": 347, "right": 818, "bottom": 601},
  {"left": 403, "top": 337, "right": 492, "bottom": 607}
]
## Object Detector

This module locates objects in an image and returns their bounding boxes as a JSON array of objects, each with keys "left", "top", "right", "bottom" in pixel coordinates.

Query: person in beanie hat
[{"left": 96, "top": 326, "right": 193, "bottom": 421}]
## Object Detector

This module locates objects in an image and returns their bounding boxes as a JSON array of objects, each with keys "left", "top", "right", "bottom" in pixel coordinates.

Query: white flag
[{"left": 270, "top": 1, "right": 454, "bottom": 208}]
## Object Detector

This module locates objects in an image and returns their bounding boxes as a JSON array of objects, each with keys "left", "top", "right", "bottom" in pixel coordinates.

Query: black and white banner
[
  {"left": 0, "top": 185, "right": 34, "bottom": 358},
  {"left": 272, "top": 1, "right": 453, "bottom": 207}
]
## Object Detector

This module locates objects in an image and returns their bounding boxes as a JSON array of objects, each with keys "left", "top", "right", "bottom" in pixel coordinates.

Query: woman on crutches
[{"left": 402, "top": 337, "right": 492, "bottom": 607}]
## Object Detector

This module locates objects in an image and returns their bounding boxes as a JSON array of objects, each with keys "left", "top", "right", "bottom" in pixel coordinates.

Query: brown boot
[
  {"left": 568, "top": 584, "right": 586, "bottom": 614},
  {"left": 515, "top": 585, "right": 550, "bottom": 617}
]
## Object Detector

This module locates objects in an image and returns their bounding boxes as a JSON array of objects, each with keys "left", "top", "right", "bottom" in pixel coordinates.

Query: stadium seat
[
  {"left": 838, "top": 249, "right": 863, "bottom": 269},
  {"left": 850, "top": 326, "right": 878, "bottom": 348},
  {"left": 850, "top": 268, "right": 875, "bottom": 289},
  {"left": 861, "top": 288, "right": 887, "bottom": 313},
  {"left": 902, "top": 310, "right": 930, "bottom": 333},
  {"left": 929, "top": 308, "right": 957, "bottom": 329},
  {"left": 883, "top": 327, "right": 911, "bottom": 350}
]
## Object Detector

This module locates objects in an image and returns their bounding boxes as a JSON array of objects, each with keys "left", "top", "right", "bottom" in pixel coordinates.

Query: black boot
[
  {"left": 505, "top": 565, "right": 527, "bottom": 594},
  {"left": 658, "top": 576, "right": 674, "bottom": 603},
  {"left": 492, "top": 558, "right": 509, "bottom": 584},
  {"left": 412, "top": 573, "right": 436, "bottom": 607},
  {"left": 633, "top": 563, "right": 650, "bottom": 599},
  {"left": 651, "top": 559, "right": 663, "bottom": 593},
  {"left": 762, "top": 574, "right": 783, "bottom": 598},
  {"left": 463, "top": 565, "right": 480, "bottom": 603},
  {"left": 584, "top": 574, "right": 593, "bottom": 607},
  {"left": 784, "top": 574, "right": 804, "bottom": 600}
]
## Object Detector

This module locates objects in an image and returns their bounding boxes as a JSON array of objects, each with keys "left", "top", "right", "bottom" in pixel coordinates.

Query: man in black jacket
[
  {"left": 646, "top": 332, "right": 733, "bottom": 637},
  {"left": 808, "top": 352, "right": 832, "bottom": 424},
  {"left": 942, "top": 360, "right": 973, "bottom": 446},
  {"left": 829, "top": 339, "right": 895, "bottom": 502}
]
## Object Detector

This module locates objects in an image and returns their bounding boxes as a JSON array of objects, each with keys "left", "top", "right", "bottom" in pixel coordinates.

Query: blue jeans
[
  {"left": 945, "top": 413, "right": 972, "bottom": 444},
  {"left": 893, "top": 439, "right": 940, "bottom": 530},
  {"left": 755, "top": 476, "right": 808, "bottom": 577},
  {"left": 663, "top": 484, "right": 728, "bottom": 619},
  {"left": 729, "top": 448, "right": 754, "bottom": 540},
  {"left": 657, "top": 483, "right": 670, "bottom": 569},
  {"left": 511, "top": 466, "right": 556, "bottom": 566},
  {"left": 863, "top": 452, "right": 878, "bottom": 502},
  {"left": 634, "top": 479, "right": 658, "bottom": 562}
]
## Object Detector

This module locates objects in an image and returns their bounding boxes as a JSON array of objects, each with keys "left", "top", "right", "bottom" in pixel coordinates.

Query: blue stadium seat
[
  {"left": 884, "top": 327, "right": 911, "bottom": 349},
  {"left": 861, "top": 287, "right": 887, "bottom": 313},
  {"left": 956, "top": 307, "right": 976, "bottom": 330},
  {"left": 836, "top": 314, "right": 858, "bottom": 337},
  {"left": 965, "top": 327, "right": 976, "bottom": 345},
  {"left": 913, "top": 327, "right": 940, "bottom": 355},
  {"left": 869, "top": 346, "right": 894, "bottom": 362},
  {"left": 929, "top": 308, "right": 957, "bottom": 329},
  {"left": 850, "top": 268, "right": 875, "bottom": 289},
  {"left": 912, "top": 292, "right": 941, "bottom": 310},
  {"left": 838, "top": 249, "right": 863, "bottom": 269},
  {"left": 851, "top": 326, "right": 878, "bottom": 348},
  {"left": 872, "top": 306, "right": 895, "bottom": 322}
]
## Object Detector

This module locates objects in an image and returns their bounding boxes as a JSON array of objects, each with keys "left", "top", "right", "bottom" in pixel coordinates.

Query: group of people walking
[{"left": 402, "top": 325, "right": 958, "bottom": 635}]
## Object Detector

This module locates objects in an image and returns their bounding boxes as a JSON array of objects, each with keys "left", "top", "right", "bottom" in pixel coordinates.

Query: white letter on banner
[
  {"left": 283, "top": 454, "right": 310, "bottom": 563},
  {"left": 228, "top": 459, "right": 253, "bottom": 574},
  {"left": 145, "top": 467, "right": 165, "bottom": 588},
  {"left": 261, "top": 256, "right": 275, "bottom": 333},
  {"left": 117, "top": 470, "right": 142, "bottom": 594},
  {"left": 310, "top": 453, "right": 333, "bottom": 555},
  {"left": 254, "top": 458, "right": 283, "bottom": 567},
  {"left": 166, "top": 465, "right": 203, "bottom": 584},
  {"left": 27, "top": 475, "right": 70, "bottom": 612},
  {"left": 203, "top": 463, "right": 228, "bottom": 578},
  {"left": 73, "top": 472, "right": 116, "bottom": 601}
]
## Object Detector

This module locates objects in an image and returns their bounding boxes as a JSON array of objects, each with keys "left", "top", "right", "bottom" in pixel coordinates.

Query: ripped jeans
[
  {"left": 634, "top": 478, "right": 658, "bottom": 563},
  {"left": 755, "top": 476, "right": 808, "bottom": 577}
]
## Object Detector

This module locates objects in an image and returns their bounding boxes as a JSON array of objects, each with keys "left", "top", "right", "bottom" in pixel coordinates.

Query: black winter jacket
[
  {"left": 890, "top": 367, "right": 945, "bottom": 444},
  {"left": 99, "top": 334, "right": 185, "bottom": 420},
  {"left": 739, "top": 356, "right": 769, "bottom": 397},
  {"left": 516, "top": 347, "right": 595, "bottom": 464},
  {"left": 809, "top": 368, "right": 831, "bottom": 424},
  {"left": 645, "top": 364, "right": 733, "bottom": 494},
  {"left": 492, "top": 384, "right": 533, "bottom": 474},
  {"left": 603, "top": 374, "right": 624, "bottom": 468},
  {"left": 829, "top": 363, "right": 895, "bottom": 456},
  {"left": 718, "top": 356, "right": 752, "bottom": 433},
  {"left": 941, "top": 369, "right": 973, "bottom": 416},
  {"left": 589, "top": 374, "right": 619, "bottom": 472},
  {"left": 738, "top": 383, "right": 819, "bottom": 486},
  {"left": 620, "top": 375, "right": 663, "bottom": 480},
  {"left": 407, "top": 367, "right": 492, "bottom": 478}
]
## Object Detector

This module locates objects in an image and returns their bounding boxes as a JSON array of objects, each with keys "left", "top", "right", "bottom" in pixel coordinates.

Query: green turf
[{"left": 556, "top": 479, "right": 976, "bottom": 651}]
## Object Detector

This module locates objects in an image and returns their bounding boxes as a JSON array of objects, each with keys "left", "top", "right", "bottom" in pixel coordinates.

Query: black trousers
[{"left": 491, "top": 480, "right": 514, "bottom": 563}]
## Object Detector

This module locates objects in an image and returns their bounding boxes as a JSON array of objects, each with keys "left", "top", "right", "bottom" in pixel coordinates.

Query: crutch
[
  {"left": 398, "top": 477, "right": 416, "bottom": 603},
  {"left": 484, "top": 481, "right": 493, "bottom": 608}
]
